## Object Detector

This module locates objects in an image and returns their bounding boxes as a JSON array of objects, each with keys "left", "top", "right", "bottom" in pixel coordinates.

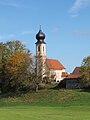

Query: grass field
[
  {"left": 0, "top": 106, "right": 90, "bottom": 120},
  {"left": 0, "top": 89, "right": 90, "bottom": 120}
]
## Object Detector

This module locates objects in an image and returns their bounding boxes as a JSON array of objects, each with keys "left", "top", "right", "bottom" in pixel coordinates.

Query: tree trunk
[{"left": 35, "top": 84, "right": 39, "bottom": 92}]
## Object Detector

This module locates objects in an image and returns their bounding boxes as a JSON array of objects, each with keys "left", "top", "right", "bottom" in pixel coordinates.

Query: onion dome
[
  {"left": 35, "top": 26, "right": 46, "bottom": 44},
  {"left": 36, "top": 27, "right": 45, "bottom": 40},
  {"left": 36, "top": 30, "right": 45, "bottom": 40}
]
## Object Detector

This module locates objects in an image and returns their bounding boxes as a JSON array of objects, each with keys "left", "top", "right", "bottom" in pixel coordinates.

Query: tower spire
[
  {"left": 40, "top": 25, "right": 41, "bottom": 31},
  {"left": 36, "top": 26, "right": 45, "bottom": 41}
]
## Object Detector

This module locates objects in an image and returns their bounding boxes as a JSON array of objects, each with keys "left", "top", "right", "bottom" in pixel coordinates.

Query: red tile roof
[
  {"left": 46, "top": 59, "right": 65, "bottom": 70},
  {"left": 67, "top": 74, "right": 80, "bottom": 79},
  {"left": 61, "top": 72, "right": 68, "bottom": 77},
  {"left": 72, "top": 67, "right": 80, "bottom": 75},
  {"left": 67, "top": 67, "right": 81, "bottom": 79}
]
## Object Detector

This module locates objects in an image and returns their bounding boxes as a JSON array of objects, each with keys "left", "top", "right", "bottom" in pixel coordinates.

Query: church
[{"left": 35, "top": 27, "right": 67, "bottom": 83}]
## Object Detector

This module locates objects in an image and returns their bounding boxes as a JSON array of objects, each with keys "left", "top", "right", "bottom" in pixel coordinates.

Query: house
[
  {"left": 35, "top": 27, "right": 67, "bottom": 82},
  {"left": 65, "top": 67, "right": 84, "bottom": 89},
  {"left": 57, "top": 67, "right": 84, "bottom": 89}
]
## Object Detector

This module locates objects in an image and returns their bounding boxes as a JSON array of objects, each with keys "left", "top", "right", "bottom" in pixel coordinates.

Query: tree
[
  {"left": 80, "top": 55, "right": 90, "bottom": 87},
  {"left": 0, "top": 43, "right": 3, "bottom": 72},
  {"left": 0, "top": 40, "right": 33, "bottom": 93},
  {"left": 0, "top": 43, "right": 3, "bottom": 93},
  {"left": 32, "top": 56, "right": 50, "bottom": 92},
  {"left": 4, "top": 51, "right": 32, "bottom": 91},
  {"left": 2, "top": 40, "right": 26, "bottom": 61}
]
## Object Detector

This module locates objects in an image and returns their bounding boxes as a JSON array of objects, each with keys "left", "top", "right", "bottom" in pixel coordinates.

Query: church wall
[{"left": 50, "top": 69, "right": 66, "bottom": 82}]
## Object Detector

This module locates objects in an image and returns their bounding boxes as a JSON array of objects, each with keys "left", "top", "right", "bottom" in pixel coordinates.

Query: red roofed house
[
  {"left": 65, "top": 67, "right": 84, "bottom": 89},
  {"left": 35, "top": 27, "right": 66, "bottom": 82},
  {"left": 67, "top": 67, "right": 81, "bottom": 79}
]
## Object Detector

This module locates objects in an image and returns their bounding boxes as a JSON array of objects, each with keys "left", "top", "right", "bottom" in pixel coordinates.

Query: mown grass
[
  {"left": 0, "top": 105, "right": 90, "bottom": 120},
  {"left": 0, "top": 89, "right": 90, "bottom": 120}
]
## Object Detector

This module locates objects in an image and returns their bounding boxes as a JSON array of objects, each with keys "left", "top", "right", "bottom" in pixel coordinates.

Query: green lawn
[
  {"left": 0, "top": 106, "right": 90, "bottom": 120},
  {"left": 0, "top": 89, "right": 90, "bottom": 120}
]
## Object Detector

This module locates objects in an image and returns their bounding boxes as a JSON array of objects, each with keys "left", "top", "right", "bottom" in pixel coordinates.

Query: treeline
[
  {"left": 0, "top": 40, "right": 39, "bottom": 94},
  {"left": 0, "top": 40, "right": 90, "bottom": 94}
]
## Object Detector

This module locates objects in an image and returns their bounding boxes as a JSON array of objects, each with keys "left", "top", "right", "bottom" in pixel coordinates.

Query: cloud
[
  {"left": 0, "top": 30, "right": 34, "bottom": 40},
  {"left": 0, "top": 0, "right": 19, "bottom": 8},
  {"left": 70, "top": 14, "right": 79, "bottom": 18},
  {"left": 21, "top": 31, "right": 34, "bottom": 35},
  {"left": 69, "top": 0, "right": 90, "bottom": 17},
  {"left": 0, "top": 34, "right": 15, "bottom": 40},
  {"left": 73, "top": 29, "right": 90, "bottom": 36},
  {"left": 0, "top": 35, "right": 3, "bottom": 39},
  {"left": 53, "top": 28, "right": 60, "bottom": 33}
]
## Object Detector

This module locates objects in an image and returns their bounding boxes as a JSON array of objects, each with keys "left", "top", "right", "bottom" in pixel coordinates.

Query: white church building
[{"left": 35, "top": 27, "right": 66, "bottom": 82}]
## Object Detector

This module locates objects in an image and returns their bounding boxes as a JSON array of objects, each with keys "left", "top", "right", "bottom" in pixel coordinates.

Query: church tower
[{"left": 35, "top": 27, "right": 46, "bottom": 80}]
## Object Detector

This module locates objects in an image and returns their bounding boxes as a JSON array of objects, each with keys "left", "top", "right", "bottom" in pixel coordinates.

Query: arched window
[
  {"left": 43, "top": 46, "right": 44, "bottom": 52},
  {"left": 38, "top": 46, "right": 40, "bottom": 52}
]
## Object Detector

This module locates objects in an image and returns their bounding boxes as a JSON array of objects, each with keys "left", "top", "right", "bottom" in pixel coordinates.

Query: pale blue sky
[{"left": 0, "top": 0, "right": 90, "bottom": 73}]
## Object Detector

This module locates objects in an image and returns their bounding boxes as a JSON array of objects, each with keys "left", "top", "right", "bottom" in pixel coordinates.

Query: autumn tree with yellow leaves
[
  {"left": 0, "top": 40, "right": 33, "bottom": 93},
  {"left": 4, "top": 51, "right": 32, "bottom": 91}
]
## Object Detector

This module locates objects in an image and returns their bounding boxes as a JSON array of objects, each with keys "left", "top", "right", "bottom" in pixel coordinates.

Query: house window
[{"left": 38, "top": 46, "right": 40, "bottom": 52}]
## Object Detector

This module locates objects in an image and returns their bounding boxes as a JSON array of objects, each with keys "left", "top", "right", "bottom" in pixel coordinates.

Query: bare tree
[{"left": 31, "top": 55, "right": 49, "bottom": 92}]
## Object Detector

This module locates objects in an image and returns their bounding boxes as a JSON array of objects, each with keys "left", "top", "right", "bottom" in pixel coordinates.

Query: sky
[{"left": 0, "top": 0, "right": 90, "bottom": 73}]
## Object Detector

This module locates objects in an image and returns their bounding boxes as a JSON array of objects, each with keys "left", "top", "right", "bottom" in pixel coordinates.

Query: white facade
[
  {"left": 50, "top": 69, "right": 66, "bottom": 82},
  {"left": 36, "top": 43, "right": 46, "bottom": 79},
  {"left": 36, "top": 43, "right": 46, "bottom": 57},
  {"left": 35, "top": 28, "right": 46, "bottom": 80}
]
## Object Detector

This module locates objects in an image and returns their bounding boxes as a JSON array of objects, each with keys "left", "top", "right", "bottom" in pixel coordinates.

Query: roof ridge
[{"left": 46, "top": 58, "right": 65, "bottom": 70}]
